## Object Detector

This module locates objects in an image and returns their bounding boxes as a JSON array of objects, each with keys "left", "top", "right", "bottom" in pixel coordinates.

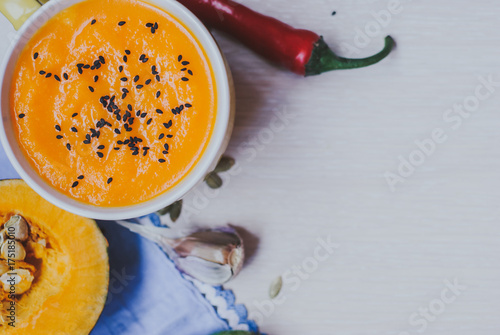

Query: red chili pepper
[{"left": 178, "top": 0, "right": 395, "bottom": 76}]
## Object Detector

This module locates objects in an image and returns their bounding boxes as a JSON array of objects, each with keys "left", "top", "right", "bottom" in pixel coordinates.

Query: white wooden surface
[{"left": 3, "top": 0, "right": 500, "bottom": 334}]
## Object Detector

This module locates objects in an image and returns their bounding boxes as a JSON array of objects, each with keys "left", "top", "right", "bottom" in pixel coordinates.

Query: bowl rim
[{"left": 0, "top": 0, "right": 232, "bottom": 220}]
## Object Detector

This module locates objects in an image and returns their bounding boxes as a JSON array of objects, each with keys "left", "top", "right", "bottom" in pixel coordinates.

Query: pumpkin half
[{"left": 0, "top": 179, "right": 108, "bottom": 334}]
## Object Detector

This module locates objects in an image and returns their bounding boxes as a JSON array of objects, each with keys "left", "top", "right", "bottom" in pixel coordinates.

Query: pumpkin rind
[{"left": 0, "top": 179, "right": 109, "bottom": 334}]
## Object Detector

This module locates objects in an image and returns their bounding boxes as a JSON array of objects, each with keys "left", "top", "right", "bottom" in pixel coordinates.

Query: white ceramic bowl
[{"left": 0, "top": 0, "right": 234, "bottom": 220}]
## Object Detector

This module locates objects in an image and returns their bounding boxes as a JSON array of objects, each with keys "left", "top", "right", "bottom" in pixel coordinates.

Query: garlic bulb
[{"left": 116, "top": 221, "right": 244, "bottom": 285}]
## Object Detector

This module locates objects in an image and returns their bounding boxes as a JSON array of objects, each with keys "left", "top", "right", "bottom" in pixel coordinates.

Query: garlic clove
[
  {"left": 115, "top": 221, "right": 245, "bottom": 285},
  {"left": 175, "top": 256, "right": 234, "bottom": 285}
]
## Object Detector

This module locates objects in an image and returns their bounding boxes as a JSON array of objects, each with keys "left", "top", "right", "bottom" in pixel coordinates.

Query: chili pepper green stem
[{"left": 305, "top": 35, "right": 395, "bottom": 76}]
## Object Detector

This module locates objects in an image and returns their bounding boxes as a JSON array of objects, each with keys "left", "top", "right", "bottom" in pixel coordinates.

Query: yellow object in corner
[{"left": 0, "top": 0, "right": 42, "bottom": 30}]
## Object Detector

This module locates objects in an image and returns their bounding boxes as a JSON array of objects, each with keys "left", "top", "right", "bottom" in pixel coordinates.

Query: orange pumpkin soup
[{"left": 10, "top": 0, "right": 217, "bottom": 206}]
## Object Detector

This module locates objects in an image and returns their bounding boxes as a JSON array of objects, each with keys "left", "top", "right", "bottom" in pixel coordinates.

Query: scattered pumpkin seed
[
  {"left": 269, "top": 275, "right": 283, "bottom": 299},
  {"left": 205, "top": 172, "right": 223, "bottom": 189},
  {"left": 214, "top": 156, "right": 235, "bottom": 173},
  {"left": 168, "top": 199, "right": 183, "bottom": 222},
  {"left": 157, "top": 199, "right": 183, "bottom": 220}
]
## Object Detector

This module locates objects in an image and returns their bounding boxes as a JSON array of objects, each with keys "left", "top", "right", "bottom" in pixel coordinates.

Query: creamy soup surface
[{"left": 11, "top": 0, "right": 217, "bottom": 206}]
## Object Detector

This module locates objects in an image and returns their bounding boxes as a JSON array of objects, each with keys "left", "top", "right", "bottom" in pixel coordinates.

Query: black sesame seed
[
  {"left": 159, "top": 133, "right": 164, "bottom": 140},
  {"left": 118, "top": 21, "right": 126, "bottom": 26},
  {"left": 119, "top": 66, "right": 123, "bottom": 72},
  {"left": 71, "top": 181, "right": 79, "bottom": 188},
  {"left": 140, "top": 112, "right": 147, "bottom": 118},
  {"left": 77, "top": 63, "right": 84, "bottom": 67},
  {"left": 188, "top": 70, "right": 193, "bottom": 76},
  {"left": 156, "top": 109, "right": 163, "bottom": 114},
  {"left": 156, "top": 91, "right": 161, "bottom": 98},
  {"left": 156, "top": 75, "right": 160, "bottom": 81},
  {"left": 64, "top": 73, "right": 69, "bottom": 80},
  {"left": 151, "top": 65, "right": 157, "bottom": 74},
  {"left": 159, "top": 159, "right": 165, "bottom": 163},
  {"left": 83, "top": 140, "right": 90, "bottom": 144},
  {"left": 139, "top": 54, "right": 145, "bottom": 61},
  {"left": 145, "top": 79, "right": 151, "bottom": 85},
  {"left": 125, "top": 49, "right": 130, "bottom": 55},
  {"left": 45, "top": 73, "right": 52, "bottom": 78},
  {"left": 182, "top": 61, "right": 189, "bottom": 66},
  {"left": 78, "top": 68, "right": 83, "bottom": 75},
  {"left": 122, "top": 88, "right": 129, "bottom": 93},
  {"left": 178, "top": 55, "right": 182, "bottom": 62},
  {"left": 142, "top": 58, "right": 148, "bottom": 63},
  {"left": 147, "top": 118, "right": 152, "bottom": 125},
  {"left": 78, "top": 175, "right": 84, "bottom": 180},
  {"left": 55, "top": 125, "right": 61, "bottom": 131},
  {"left": 123, "top": 55, "right": 128, "bottom": 62},
  {"left": 181, "top": 77, "right": 189, "bottom": 81},
  {"left": 132, "top": 151, "right": 139, "bottom": 155},
  {"left": 83, "top": 64, "right": 90, "bottom": 69},
  {"left": 117, "top": 140, "right": 123, "bottom": 145},
  {"left": 96, "top": 130, "right": 101, "bottom": 138},
  {"left": 94, "top": 75, "right": 98, "bottom": 82},
  {"left": 167, "top": 134, "right": 173, "bottom": 138},
  {"left": 120, "top": 77, "right": 127, "bottom": 82},
  {"left": 72, "top": 113, "right": 78, "bottom": 117},
  {"left": 154, "top": 22, "right": 158, "bottom": 29},
  {"left": 97, "top": 152, "right": 104, "bottom": 158},
  {"left": 122, "top": 93, "right": 127, "bottom": 99},
  {"left": 162, "top": 150, "right": 168, "bottom": 154},
  {"left": 71, "top": 127, "right": 78, "bottom": 132},
  {"left": 18, "top": 113, "right": 25, "bottom": 119},
  {"left": 89, "top": 86, "right": 94, "bottom": 92},
  {"left": 33, "top": 52, "right": 39, "bottom": 60},
  {"left": 56, "top": 135, "right": 63, "bottom": 139},
  {"left": 127, "top": 104, "right": 132, "bottom": 111},
  {"left": 180, "top": 68, "right": 187, "bottom": 71},
  {"left": 99, "top": 55, "right": 105, "bottom": 64},
  {"left": 185, "top": 103, "right": 192, "bottom": 108},
  {"left": 114, "top": 147, "right": 120, "bottom": 150},
  {"left": 114, "top": 128, "right": 121, "bottom": 134},
  {"left": 66, "top": 143, "right": 71, "bottom": 151},
  {"left": 91, "top": 19, "right": 96, "bottom": 25},
  {"left": 133, "top": 75, "right": 139, "bottom": 82},
  {"left": 91, "top": 66, "right": 95, "bottom": 70},
  {"left": 151, "top": 28, "right": 156, "bottom": 34},
  {"left": 124, "top": 139, "right": 130, "bottom": 144},
  {"left": 164, "top": 143, "right": 169, "bottom": 150},
  {"left": 107, "top": 177, "right": 113, "bottom": 184},
  {"left": 146, "top": 23, "right": 153, "bottom": 27},
  {"left": 136, "top": 85, "right": 143, "bottom": 89},
  {"left": 54, "top": 75, "right": 61, "bottom": 81},
  {"left": 163, "top": 120, "right": 172, "bottom": 128},
  {"left": 98, "top": 145, "right": 105, "bottom": 149}
]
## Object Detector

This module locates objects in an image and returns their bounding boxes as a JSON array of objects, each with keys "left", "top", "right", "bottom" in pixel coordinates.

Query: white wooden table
[{"left": 2, "top": 0, "right": 500, "bottom": 334}]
